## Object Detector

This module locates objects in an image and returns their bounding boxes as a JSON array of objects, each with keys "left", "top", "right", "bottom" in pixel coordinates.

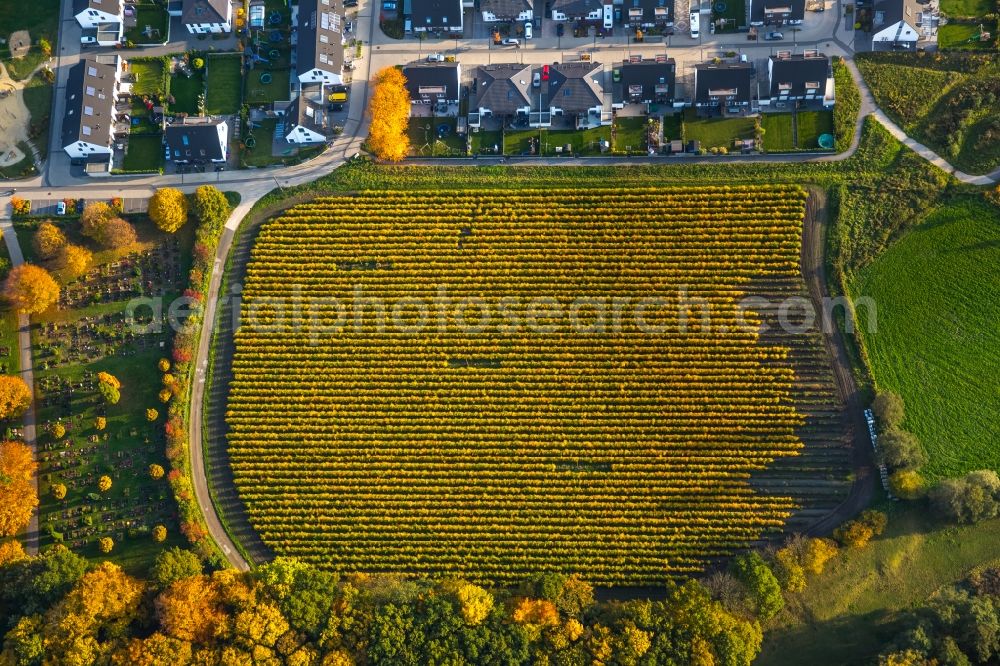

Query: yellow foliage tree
[
  {"left": 511, "top": 598, "right": 560, "bottom": 628},
  {"left": 149, "top": 188, "right": 190, "bottom": 233},
  {"left": 33, "top": 222, "right": 67, "bottom": 259},
  {"left": 50, "top": 422, "right": 66, "bottom": 439},
  {"left": 367, "top": 67, "right": 411, "bottom": 162},
  {"left": 774, "top": 546, "right": 806, "bottom": 593},
  {"left": 149, "top": 464, "right": 165, "bottom": 480},
  {"left": 454, "top": 582, "right": 494, "bottom": 625},
  {"left": 834, "top": 520, "right": 874, "bottom": 549},
  {"left": 890, "top": 469, "right": 926, "bottom": 500},
  {"left": 159, "top": 389, "right": 172, "bottom": 404},
  {"left": 52, "top": 483, "right": 67, "bottom": 500},
  {"left": 80, "top": 202, "right": 115, "bottom": 238},
  {"left": 232, "top": 600, "right": 289, "bottom": 648},
  {"left": 115, "top": 633, "right": 193, "bottom": 666},
  {"left": 158, "top": 358, "right": 171, "bottom": 373},
  {"left": 0, "top": 440, "right": 38, "bottom": 537},
  {"left": 802, "top": 537, "right": 839, "bottom": 575},
  {"left": 57, "top": 244, "right": 94, "bottom": 280},
  {"left": 146, "top": 408, "right": 159, "bottom": 422},
  {"left": 0, "top": 539, "right": 27, "bottom": 566},
  {"left": 95, "top": 416, "right": 107, "bottom": 431},
  {"left": 98, "top": 536, "right": 114, "bottom": 553},
  {"left": 3, "top": 264, "right": 60, "bottom": 314},
  {"left": 98, "top": 475, "right": 112, "bottom": 493},
  {"left": 155, "top": 575, "right": 228, "bottom": 644},
  {"left": 152, "top": 525, "right": 167, "bottom": 542},
  {"left": 0, "top": 375, "right": 32, "bottom": 421}
]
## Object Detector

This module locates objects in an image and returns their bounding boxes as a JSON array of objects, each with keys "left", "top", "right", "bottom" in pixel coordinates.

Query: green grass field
[
  {"left": 122, "top": 134, "right": 164, "bottom": 172},
  {"left": 504, "top": 126, "right": 612, "bottom": 156},
  {"left": 206, "top": 55, "right": 243, "bottom": 114},
  {"left": 613, "top": 117, "right": 648, "bottom": 153},
  {"left": 762, "top": 113, "right": 795, "bottom": 151},
  {"left": 938, "top": 22, "right": 995, "bottom": 49},
  {"left": 711, "top": 0, "right": 746, "bottom": 30},
  {"left": 241, "top": 118, "right": 278, "bottom": 167},
  {"left": 244, "top": 66, "right": 290, "bottom": 106},
  {"left": 0, "top": 243, "right": 19, "bottom": 377},
  {"left": 129, "top": 59, "right": 166, "bottom": 98},
  {"left": 0, "top": 0, "right": 58, "bottom": 75},
  {"left": 124, "top": 3, "right": 170, "bottom": 44},
  {"left": 759, "top": 502, "right": 1000, "bottom": 666},
  {"left": 408, "top": 118, "right": 466, "bottom": 156},
  {"left": 169, "top": 72, "right": 205, "bottom": 115},
  {"left": 796, "top": 110, "right": 834, "bottom": 149},
  {"left": 940, "top": 0, "right": 992, "bottom": 16},
  {"left": 21, "top": 74, "right": 53, "bottom": 158},
  {"left": 683, "top": 110, "right": 755, "bottom": 149},
  {"left": 470, "top": 130, "right": 502, "bottom": 155},
  {"left": 851, "top": 198, "right": 1000, "bottom": 478}
]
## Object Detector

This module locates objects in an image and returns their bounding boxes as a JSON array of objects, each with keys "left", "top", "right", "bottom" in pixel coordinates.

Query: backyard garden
[
  {"left": 205, "top": 53, "right": 244, "bottom": 114},
  {"left": 124, "top": 0, "right": 170, "bottom": 46}
]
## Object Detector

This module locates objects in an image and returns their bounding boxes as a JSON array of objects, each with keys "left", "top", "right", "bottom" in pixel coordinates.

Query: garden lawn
[
  {"left": 850, "top": 198, "right": 1000, "bottom": 478},
  {"left": 683, "top": 110, "right": 755, "bottom": 149},
  {"left": 205, "top": 55, "right": 243, "bottom": 114},
  {"left": 124, "top": 3, "right": 170, "bottom": 44},
  {"left": 613, "top": 117, "right": 648, "bottom": 153},
  {"left": 661, "top": 113, "right": 682, "bottom": 141},
  {"left": 759, "top": 503, "right": 1000, "bottom": 666},
  {"left": 0, "top": 243, "right": 19, "bottom": 376},
  {"left": 940, "top": 0, "right": 992, "bottom": 16},
  {"left": 711, "top": 0, "right": 746, "bottom": 29},
  {"left": 408, "top": 118, "right": 465, "bottom": 156},
  {"left": 470, "top": 130, "right": 502, "bottom": 155},
  {"left": 796, "top": 110, "right": 833, "bottom": 149},
  {"left": 504, "top": 126, "right": 611, "bottom": 156},
  {"left": 241, "top": 118, "right": 278, "bottom": 167},
  {"left": 129, "top": 59, "right": 167, "bottom": 98},
  {"left": 169, "top": 71, "right": 205, "bottom": 115},
  {"left": 0, "top": 0, "right": 58, "bottom": 77},
  {"left": 122, "top": 134, "right": 164, "bottom": 172},
  {"left": 21, "top": 74, "right": 53, "bottom": 158},
  {"left": 244, "top": 67, "right": 290, "bottom": 106},
  {"left": 762, "top": 113, "right": 795, "bottom": 151},
  {"left": 938, "top": 22, "right": 994, "bottom": 49}
]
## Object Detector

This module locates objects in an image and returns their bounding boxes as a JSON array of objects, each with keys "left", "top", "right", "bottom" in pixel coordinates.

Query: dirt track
[{"left": 800, "top": 187, "right": 877, "bottom": 536}]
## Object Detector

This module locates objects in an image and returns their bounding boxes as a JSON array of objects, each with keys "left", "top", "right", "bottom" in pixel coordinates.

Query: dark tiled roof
[
  {"left": 62, "top": 59, "right": 118, "bottom": 148},
  {"left": 768, "top": 54, "right": 830, "bottom": 97},
  {"left": 475, "top": 63, "right": 532, "bottom": 115},
  {"left": 551, "top": 0, "right": 602, "bottom": 17},
  {"left": 750, "top": 0, "right": 804, "bottom": 23},
  {"left": 548, "top": 62, "right": 604, "bottom": 112},
  {"left": 694, "top": 63, "right": 753, "bottom": 104},
  {"left": 297, "top": 0, "right": 345, "bottom": 76},
  {"left": 182, "top": 0, "right": 230, "bottom": 24},
  {"left": 873, "top": 0, "right": 923, "bottom": 32},
  {"left": 403, "top": 63, "right": 460, "bottom": 101},
  {"left": 480, "top": 0, "right": 533, "bottom": 17},
  {"left": 165, "top": 119, "right": 226, "bottom": 161},
  {"left": 623, "top": 0, "right": 674, "bottom": 24},
  {"left": 619, "top": 59, "right": 676, "bottom": 103},
  {"left": 410, "top": 0, "right": 463, "bottom": 27}
]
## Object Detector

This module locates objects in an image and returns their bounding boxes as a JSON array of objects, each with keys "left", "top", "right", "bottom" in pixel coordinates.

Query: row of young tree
[{"left": 874, "top": 392, "right": 1000, "bottom": 525}]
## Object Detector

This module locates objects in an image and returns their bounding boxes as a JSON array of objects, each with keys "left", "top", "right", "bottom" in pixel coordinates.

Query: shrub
[
  {"left": 49, "top": 422, "right": 66, "bottom": 439},
  {"left": 149, "top": 464, "right": 165, "bottom": 480},
  {"left": 98, "top": 537, "right": 114, "bottom": 553},
  {"left": 834, "top": 520, "right": 874, "bottom": 548},
  {"left": 153, "top": 525, "right": 167, "bottom": 542},
  {"left": 98, "top": 475, "right": 112, "bottom": 493},
  {"left": 890, "top": 469, "right": 926, "bottom": 499},
  {"left": 873, "top": 391, "right": 905, "bottom": 431},
  {"left": 930, "top": 470, "right": 1000, "bottom": 524},
  {"left": 51, "top": 483, "right": 67, "bottom": 500}
]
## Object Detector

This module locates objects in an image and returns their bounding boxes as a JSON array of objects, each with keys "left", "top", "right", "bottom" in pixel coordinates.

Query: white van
[
  {"left": 603, "top": 4, "right": 614, "bottom": 29},
  {"left": 689, "top": 11, "right": 700, "bottom": 38}
]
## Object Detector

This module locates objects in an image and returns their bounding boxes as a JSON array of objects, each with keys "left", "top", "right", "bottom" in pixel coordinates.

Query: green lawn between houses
[
  {"left": 850, "top": 198, "right": 1000, "bottom": 478},
  {"left": 938, "top": 21, "right": 997, "bottom": 49},
  {"left": 408, "top": 118, "right": 466, "bottom": 156},
  {"left": 169, "top": 71, "right": 205, "bottom": 115},
  {"left": 469, "top": 129, "right": 502, "bottom": 155},
  {"left": 939, "top": 0, "right": 993, "bottom": 16},
  {"left": 205, "top": 55, "right": 244, "bottom": 114},
  {"left": 613, "top": 116, "right": 648, "bottom": 153},
  {"left": 504, "top": 126, "right": 612, "bottom": 156},
  {"left": 128, "top": 59, "right": 167, "bottom": 98},
  {"left": 796, "top": 110, "right": 834, "bottom": 149},
  {"left": 22, "top": 73, "right": 53, "bottom": 159},
  {"left": 121, "top": 134, "right": 164, "bottom": 172},
  {"left": 762, "top": 113, "right": 795, "bottom": 151},
  {"left": 682, "top": 109, "right": 755, "bottom": 150},
  {"left": 124, "top": 2, "right": 170, "bottom": 45}
]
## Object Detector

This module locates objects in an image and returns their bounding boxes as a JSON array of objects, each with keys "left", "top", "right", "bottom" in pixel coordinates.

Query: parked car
[
  {"left": 542, "top": 64, "right": 550, "bottom": 80},
  {"left": 0, "top": 189, "right": 15, "bottom": 196},
  {"left": 764, "top": 30, "right": 784, "bottom": 39},
  {"left": 427, "top": 53, "right": 445, "bottom": 62},
  {"left": 344, "top": 0, "right": 358, "bottom": 6},
  {"left": 533, "top": 72, "right": 541, "bottom": 87},
  {"left": 56, "top": 201, "right": 67, "bottom": 215},
  {"left": 501, "top": 37, "right": 520, "bottom": 46},
  {"left": 81, "top": 35, "right": 97, "bottom": 46},
  {"left": 382, "top": 1, "right": 397, "bottom": 9},
  {"left": 524, "top": 21, "right": 532, "bottom": 39},
  {"left": 556, "top": 23, "right": 564, "bottom": 37}
]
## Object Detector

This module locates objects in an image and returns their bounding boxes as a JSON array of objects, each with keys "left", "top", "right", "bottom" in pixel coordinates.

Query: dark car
[
  {"left": 344, "top": 0, "right": 358, "bottom": 5},
  {"left": 764, "top": 30, "right": 784, "bottom": 40}
]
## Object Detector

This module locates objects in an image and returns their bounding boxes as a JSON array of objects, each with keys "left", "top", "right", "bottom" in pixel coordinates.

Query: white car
[
  {"left": 533, "top": 72, "right": 541, "bottom": 87},
  {"left": 690, "top": 11, "right": 700, "bottom": 38},
  {"left": 524, "top": 22, "right": 533, "bottom": 39},
  {"left": 501, "top": 37, "right": 520, "bottom": 46},
  {"left": 81, "top": 35, "right": 97, "bottom": 46},
  {"left": 56, "top": 201, "right": 67, "bottom": 215},
  {"left": 427, "top": 53, "right": 445, "bottom": 62}
]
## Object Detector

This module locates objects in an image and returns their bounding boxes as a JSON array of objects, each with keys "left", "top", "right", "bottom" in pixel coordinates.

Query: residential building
[
  {"left": 871, "top": 0, "right": 930, "bottom": 49},
  {"left": 402, "top": 62, "right": 461, "bottom": 111},
  {"left": 74, "top": 0, "right": 124, "bottom": 45},
  {"left": 623, "top": 0, "right": 674, "bottom": 29},
  {"left": 62, "top": 57, "right": 126, "bottom": 174},
  {"left": 547, "top": 62, "right": 611, "bottom": 128},
  {"left": 285, "top": 92, "right": 336, "bottom": 144},
  {"left": 469, "top": 64, "right": 532, "bottom": 127},
  {"left": 481, "top": 0, "right": 533, "bottom": 21},
  {"left": 181, "top": 0, "right": 233, "bottom": 33},
  {"left": 693, "top": 62, "right": 754, "bottom": 113},
  {"left": 615, "top": 57, "right": 676, "bottom": 108},
  {"left": 296, "top": 0, "right": 346, "bottom": 85},
  {"left": 551, "top": 0, "right": 605, "bottom": 22},
  {"left": 165, "top": 117, "right": 229, "bottom": 164},
  {"left": 763, "top": 51, "right": 835, "bottom": 108},
  {"left": 409, "top": 0, "right": 464, "bottom": 32},
  {"left": 749, "top": 0, "right": 804, "bottom": 25}
]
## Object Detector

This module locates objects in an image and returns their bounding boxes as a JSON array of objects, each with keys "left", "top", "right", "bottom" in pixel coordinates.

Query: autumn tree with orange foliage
[
  {"left": 3, "top": 264, "right": 60, "bottom": 314},
  {"left": 32, "top": 221, "right": 67, "bottom": 259},
  {"left": 367, "top": 67, "right": 411, "bottom": 162},
  {"left": 0, "top": 539, "right": 27, "bottom": 566},
  {"left": 155, "top": 575, "right": 228, "bottom": 644},
  {"left": 0, "top": 375, "right": 32, "bottom": 421},
  {"left": 0, "top": 440, "right": 37, "bottom": 537},
  {"left": 56, "top": 244, "right": 93, "bottom": 280}
]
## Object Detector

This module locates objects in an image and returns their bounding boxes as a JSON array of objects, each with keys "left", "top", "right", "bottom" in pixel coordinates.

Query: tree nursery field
[{"left": 226, "top": 186, "right": 848, "bottom": 584}]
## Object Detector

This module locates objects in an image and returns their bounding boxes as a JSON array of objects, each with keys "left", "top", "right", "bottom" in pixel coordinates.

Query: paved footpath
[{"left": 0, "top": 218, "right": 39, "bottom": 555}]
